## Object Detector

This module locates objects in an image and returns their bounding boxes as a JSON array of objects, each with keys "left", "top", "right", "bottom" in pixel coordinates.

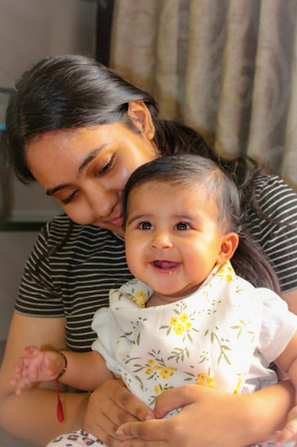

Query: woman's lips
[{"left": 110, "top": 217, "right": 124, "bottom": 226}]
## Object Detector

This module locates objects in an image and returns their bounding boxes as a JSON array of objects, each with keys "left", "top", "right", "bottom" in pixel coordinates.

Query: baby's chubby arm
[
  {"left": 10, "top": 345, "right": 114, "bottom": 395},
  {"left": 274, "top": 331, "right": 297, "bottom": 446}
]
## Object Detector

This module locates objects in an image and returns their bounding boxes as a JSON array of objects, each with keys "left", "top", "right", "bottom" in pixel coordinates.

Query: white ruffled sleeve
[
  {"left": 243, "top": 289, "right": 297, "bottom": 393},
  {"left": 91, "top": 306, "right": 121, "bottom": 375},
  {"left": 257, "top": 288, "right": 297, "bottom": 363}
]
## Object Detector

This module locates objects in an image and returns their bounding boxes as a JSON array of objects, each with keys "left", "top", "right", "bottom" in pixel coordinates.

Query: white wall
[
  {"left": 0, "top": 0, "right": 97, "bottom": 91},
  {"left": 0, "top": 0, "right": 97, "bottom": 219},
  {"left": 0, "top": 0, "right": 98, "bottom": 340}
]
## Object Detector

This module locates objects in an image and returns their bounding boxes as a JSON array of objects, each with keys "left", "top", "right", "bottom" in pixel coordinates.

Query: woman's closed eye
[
  {"left": 60, "top": 190, "right": 78, "bottom": 205},
  {"left": 175, "top": 221, "right": 191, "bottom": 231},
  {"left": 95, "top": 154, "right": 116, "bottom": 177}
]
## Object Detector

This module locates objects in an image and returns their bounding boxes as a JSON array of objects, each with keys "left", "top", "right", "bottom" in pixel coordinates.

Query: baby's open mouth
[{"left": 153, "top": 261, "right": 179, "bottom": 270}]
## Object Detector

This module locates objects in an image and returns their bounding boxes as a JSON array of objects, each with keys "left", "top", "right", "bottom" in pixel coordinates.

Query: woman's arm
[
  {"left": 115, "top": 381, "right": 295, "bottom": 447},
  {"left": 0, "top": 313, "right": 90, "bottom": 444}
]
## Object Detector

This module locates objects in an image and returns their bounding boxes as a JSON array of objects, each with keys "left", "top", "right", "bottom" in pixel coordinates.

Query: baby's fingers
[
  {"left": 10, "top": 374, "right": 32, "bottom": 395},
  {"left": 274, "top": 421, "right": 297, "bottom": 446},
  {"left": 13, "top": 358, "right": 25, "bottom": 374},
  {"left": 10, "top": 359, "right": 27, "bottom": 387},
  {"left": 23, "top": 345, "right": 40, "bottom": 357}
]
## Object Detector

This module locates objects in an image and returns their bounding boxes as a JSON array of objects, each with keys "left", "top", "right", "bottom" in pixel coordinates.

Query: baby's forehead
[
  {"left": 140, "top": 178, "right": 210, "bottom": 196},
  {"left": 129, "top": 179, "right": 211, "bottom": 205}
]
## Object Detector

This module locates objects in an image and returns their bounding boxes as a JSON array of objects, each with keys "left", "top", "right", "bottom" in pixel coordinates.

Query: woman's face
[{"left": 26, "top": 122, "right": 158, "bottom": 236}]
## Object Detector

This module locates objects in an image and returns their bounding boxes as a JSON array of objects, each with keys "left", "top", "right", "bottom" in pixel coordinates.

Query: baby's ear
[{"left": 217, "top": 232, "right": 239, "bottom": 264}]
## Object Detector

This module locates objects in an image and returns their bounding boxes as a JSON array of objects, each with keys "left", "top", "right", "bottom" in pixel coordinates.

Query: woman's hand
[
  {"left": 116, "top": 382, "right": 295, "bottom": 447},
  {"left": 83, "top": 379, "right": 155, "bottom": 447},
  {"left": 116, "top": 385, "right": 247, "bottom": 447},
  {"left": 274, "top": 404, "right": 297, "bottom": 446}
]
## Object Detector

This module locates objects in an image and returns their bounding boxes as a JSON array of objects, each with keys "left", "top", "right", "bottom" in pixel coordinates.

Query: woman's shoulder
[
  {"left": 252, "top": 173, "right": 297, "bottom": 220},
  {"left": 253, "top": 173, "right": 297, "bottom": 199}
]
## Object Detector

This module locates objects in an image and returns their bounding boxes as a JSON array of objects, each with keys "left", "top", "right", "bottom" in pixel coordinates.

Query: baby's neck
[{"left": 146, "top": 290, "right": 196, "bottom": 308}]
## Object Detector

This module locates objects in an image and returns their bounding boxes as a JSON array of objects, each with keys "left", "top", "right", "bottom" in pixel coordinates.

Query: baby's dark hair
[{"left": 122, "top": 154, "right": 281, "bottom": 294}]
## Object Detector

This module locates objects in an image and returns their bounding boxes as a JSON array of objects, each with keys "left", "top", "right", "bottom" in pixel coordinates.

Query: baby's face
[{"left": 124, "top": 181, "right": 227, "bottom": 303}]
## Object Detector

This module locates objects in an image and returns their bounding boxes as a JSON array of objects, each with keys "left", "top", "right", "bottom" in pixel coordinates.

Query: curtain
[{"left": 110, "top": 0, "right": 297, "bottom": 192}]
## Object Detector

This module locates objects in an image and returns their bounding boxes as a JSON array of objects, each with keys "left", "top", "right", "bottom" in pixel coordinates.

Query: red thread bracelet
[{"left": 56, "top": 352, "right": 67, "bottom": 422}]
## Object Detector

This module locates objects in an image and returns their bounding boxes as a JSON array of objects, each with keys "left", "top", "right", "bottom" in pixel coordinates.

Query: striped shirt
[{"left": 15, "top": 174, "right": 297, "bottom": 352}]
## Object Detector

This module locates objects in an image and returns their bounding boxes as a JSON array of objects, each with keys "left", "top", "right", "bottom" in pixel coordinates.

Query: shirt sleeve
[
  {"left": 246, "top": 175, "right": 297, "bottom": 293},
  {"left": 91, "top": 307, "right": 121, "bottom": 375},
  {"left": 14, "top": 219, "right": 65, "bottom": 317},
  {"left": 257, "top": 288, "right": 297, "bottom": 363}
]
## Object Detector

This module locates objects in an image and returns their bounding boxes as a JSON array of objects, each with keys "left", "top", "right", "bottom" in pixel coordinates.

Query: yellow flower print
[
  {"left": 233, "top": 377, "right": 242, "bottom": 394},
  {"left": 147, "top": 359, "right": 155, "bottom": 365},
  {"left": 154, "top": 385, "right": 168, "bottom": 395},
  {"left": 132, "top": 298, "right": 138, "bottom": 304},
  {"left": 159, "top": 368, "right": 174, "bottom": 379},
  {"left": 154, "top": 364, "right": 161, "bottom": 369},
  {"left": 136, "top": 291, "right": 147, "bottom": 299},
  {"left": 218, "top": 267, "right": 225, "bottom": 274},
  {"left": 206, "top": 376, "right": 215, "bottom": 388},
  {"left": 186, "top": 322, "right": 192, "bottom": 329},
  {"left": 170, "top": 317, "right": 178, "bottom": 326},
  {"left": 145, "top": 367, "right": 154, "bottom": 375},
  {"left": 195, "top": 373, "right": 215, "bottom": 388},
  {"left": 174, "top": 324, "right": 185, "bottom": 335},
  {"left": 168, "top": 367, "right": 177, "bottom": 372},
  {"left": 197, "top": 373, "right": 206, "bottom": 383},
  {"left": 179, "top": 314, "right": 188, "bottom": 323},
  {"left": 138, "top": 299, "right": 146, "bottom": 308},
  {"left": 225, "top": 274, "right": 233, "bottom": 282}
]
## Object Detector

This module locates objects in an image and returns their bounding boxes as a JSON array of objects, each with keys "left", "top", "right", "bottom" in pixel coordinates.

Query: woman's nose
[
  {"left": 151, "top": 231, "right": 173, "bottom": 249},
  {"left": 86, "top": 188, "right": 118, "bottom": 217}
]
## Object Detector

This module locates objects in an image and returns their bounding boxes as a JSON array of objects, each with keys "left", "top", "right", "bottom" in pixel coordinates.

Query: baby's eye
[
  {"left": 139, "top": 221, "right": 153, "bottom": 230},
  {"left": 175, "top": 222, "right": 191, "bottom": 231}
]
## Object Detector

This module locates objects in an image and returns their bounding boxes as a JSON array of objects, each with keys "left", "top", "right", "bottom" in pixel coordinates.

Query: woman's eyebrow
[
  {"left": 46, "top": 144, "right": 108, "bottom": 196},
  {"left": 78, "top": 145, "right": 107, "bottom": 175},
  {"left": 46, "top": 183, "right": 70, "bottom": 196}
]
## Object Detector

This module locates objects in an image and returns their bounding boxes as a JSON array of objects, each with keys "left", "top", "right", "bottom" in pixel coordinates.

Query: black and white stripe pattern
[
  {"left": 16, "top": 217, "right": 133, "bottom": 351},
  {"left": 15, "top": 174, "right": 297, "bottom": 352},
  {"left": 244, "top": 175, "right": 297, "bottom": 293}
]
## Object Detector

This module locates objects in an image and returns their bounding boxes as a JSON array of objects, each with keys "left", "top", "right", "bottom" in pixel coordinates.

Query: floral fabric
[{"left": 92, "top": 261, "right": 294, "bottom": 408}]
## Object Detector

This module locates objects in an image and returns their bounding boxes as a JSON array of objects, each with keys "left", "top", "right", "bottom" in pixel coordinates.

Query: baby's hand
[
  {"left": 274, "top": 405, "right": 297, "bottom": 446},
  {"left": 10, "top": 346, "right": 64, "bottom": 395}
]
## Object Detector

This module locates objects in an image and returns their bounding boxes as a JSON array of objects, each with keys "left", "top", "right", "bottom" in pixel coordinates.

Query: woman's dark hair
[
  {"left": 6, "top": 54, "right": 257, "bottom": 215},
  {"left": 6, "top": 54, "right": 159, "bottom": 184},
  {"left": 122, "top": 154, "right": 281, "bottom": 294}
]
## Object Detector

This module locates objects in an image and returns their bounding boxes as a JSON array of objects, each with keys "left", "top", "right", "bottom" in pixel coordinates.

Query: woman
[{"left": 0, "top": 54, "right": 296, "bottom": 447}]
